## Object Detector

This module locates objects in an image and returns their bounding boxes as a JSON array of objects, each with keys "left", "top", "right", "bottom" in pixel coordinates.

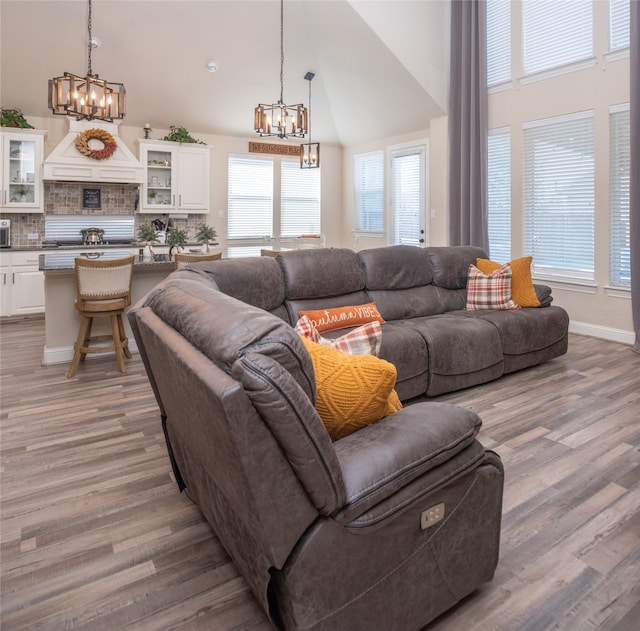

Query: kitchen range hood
[{"left": 43, "top": 120, "right": 143, "bottom": 184}]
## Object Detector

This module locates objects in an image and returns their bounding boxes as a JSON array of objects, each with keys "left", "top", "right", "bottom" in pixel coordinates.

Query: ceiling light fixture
[
  {"left": 48, "top": 0, "right": 126, "bottom": 122},
  {"left": 254, "top": 0, "right": 307, "bottom": 139},
  {"left": 300, "top": 72, "right": 319, "bottom": 169}
]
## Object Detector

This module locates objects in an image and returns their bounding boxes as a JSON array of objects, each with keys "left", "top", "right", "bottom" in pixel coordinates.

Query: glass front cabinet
[
  {"left": 138, "top": 140, "right": 211, "bottom": 214},
  {"left": 0, "top": 129, "right": 46, "bottom": 213}
]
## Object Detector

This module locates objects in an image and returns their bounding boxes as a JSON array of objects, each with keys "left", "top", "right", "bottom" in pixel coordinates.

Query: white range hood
[{"left": 43, "top": 120, "right": 144, "bottom": 184}]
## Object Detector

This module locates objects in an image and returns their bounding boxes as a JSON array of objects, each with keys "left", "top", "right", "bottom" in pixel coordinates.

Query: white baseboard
[
  {"left": 42, "top": 340, "right": 139, "bottom": 366},
  {"left": 569, "top": 321, "right": 635, "bottom": 346}
]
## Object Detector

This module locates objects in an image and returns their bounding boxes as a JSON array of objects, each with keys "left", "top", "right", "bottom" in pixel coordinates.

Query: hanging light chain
[
  {"left": 279, "top": 0, "right": 284, "bottom": 104},
  {"left": 87, "top": 0, "right": 93, "bottom": 76}
]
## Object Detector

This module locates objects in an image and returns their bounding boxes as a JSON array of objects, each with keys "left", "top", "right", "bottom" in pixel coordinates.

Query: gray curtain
[
  {"left": 448, "top": 0, "right": 489, "bottom": 251},
  {"left": 631, "top": 0, "right": 640, "bottom": 352}
]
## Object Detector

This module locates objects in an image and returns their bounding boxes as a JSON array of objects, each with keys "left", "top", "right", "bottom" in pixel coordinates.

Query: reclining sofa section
[
  {"left": 129, "top": 254, "right": 505, "bottom": 631},
  {"left": 178, "top": 244, "right": 569, "bottom": 400}
]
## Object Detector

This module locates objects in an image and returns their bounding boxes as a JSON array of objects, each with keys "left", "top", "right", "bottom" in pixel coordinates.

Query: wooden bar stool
[
  {"left": 67, "top": 255, "right": 135, "bottom": 378},
  {"left": 173, "top": 251, "right": 221, "bottom": 270}
]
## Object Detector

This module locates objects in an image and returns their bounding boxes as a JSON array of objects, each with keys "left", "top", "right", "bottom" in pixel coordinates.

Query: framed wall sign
[{"left": 83, "top": 188, "right": 101, "bottom": 209}]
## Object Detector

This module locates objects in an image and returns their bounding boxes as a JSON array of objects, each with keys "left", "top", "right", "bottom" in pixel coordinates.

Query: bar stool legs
[{"left": 66, "top": 310, "right": 130, "bottom": 378}]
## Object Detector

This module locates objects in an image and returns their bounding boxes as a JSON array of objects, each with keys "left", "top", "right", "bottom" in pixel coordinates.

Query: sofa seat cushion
[
  {"left": 409, "top": 316, "right": 504, "bottom": 396},
  {"left": 300, "top": 336, "right": 402, "bottom": 441},
  {"left": 373, "top": 322, "right": 430, "bottom": 400},
  {"left": 463, "top": 306, "right": 570, "bottom": 373}
]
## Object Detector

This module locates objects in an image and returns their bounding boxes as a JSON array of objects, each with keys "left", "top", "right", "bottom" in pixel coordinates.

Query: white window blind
[
  {"left": 610, "top": 105, "right": 630, "bottom": 287},
  {"left": 486, "top": 0, "right": 511, "bottom": 85},
  {"left": 354, "top": 150, "right": 384, "bottom": 232},
  {"left": 523, "top": 0, "right": 593, "bottom": 75},
  {"left": 391, "top": 148, "right": 424, "bottom": 246},
  {"left": 523, "top": 111, "right": 594, "bottom": 282},
  {"left": 227, "top": 156, "right": 273, "bottom": 240},
  {"left": 281, "top": 159, "right": 320, "bottom": 237},
  {"left": 487, "top": 128, "right": 511, "bottom": 261},
  {"left": 609, "top": 0, "right": 630, "bottom": 51}
]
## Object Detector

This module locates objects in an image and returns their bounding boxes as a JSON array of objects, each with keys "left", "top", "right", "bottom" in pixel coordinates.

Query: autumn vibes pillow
[
  {"left": 294, "top": 315, "right": 382, "bottom": 356},
  {"left": 465, "top": 263, "right": 520, "bottom": 311},
  {"left": 475, "top": 256, "right": 541, "bottom": 307},
  {"left": 299, "top": 336, "right": 402, "bottom": 441},
  {"left": 298, "top": 303, "right": 385, "bottom": 333}
]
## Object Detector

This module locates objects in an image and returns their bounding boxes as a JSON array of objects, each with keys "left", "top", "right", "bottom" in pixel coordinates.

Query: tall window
[
  {"left": 609, "top": 0, "right": 630, "bottom": 50},
  {"left": 523, "top": 111, "right": 594, "bottom": 282},
  {"left": 227, "top": 155, "right": 320, "bottom": 257},
  {"left": 354, "top": 150, "right": 384, "bottom": 232},
  {"left": 486, "top": 0, "right": 511, "bottom": 86},
  {"left": 523, "top": 0, "right": 593, "bottom": 75},
  {"left": 281, "top": 160, "right": 320, "bottom": 237},
  {"left": 610, "top": 105, "right": 630, "bottom": 287},
  {"left": 487, "top": 128, "right": 511, "bottom": 261},
  {"left": 391, "top": 147, "right": 425, "bottom": 246}
]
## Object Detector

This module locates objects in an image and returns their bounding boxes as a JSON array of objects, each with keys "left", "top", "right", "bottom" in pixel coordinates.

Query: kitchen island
[{"left": 39, "top": 251, "right": 175, "bottom": 366}]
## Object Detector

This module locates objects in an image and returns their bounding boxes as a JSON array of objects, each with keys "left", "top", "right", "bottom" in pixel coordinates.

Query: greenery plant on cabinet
[{"left": 1, "top": 108, "right": 33, "bottom": 129}]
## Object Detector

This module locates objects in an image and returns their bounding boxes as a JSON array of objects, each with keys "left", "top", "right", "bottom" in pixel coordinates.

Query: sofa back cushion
[
  {"left": 426, "top": 246, "right": 488, "bottom": 290},
  {"left": 278, "top": 248, "right": 369, "bottom": 323},
  {"left": 172, "top": 257, "right": 289, "bottom": 322},
  {"left": 359, "top": 245, "right": 448, "bottom": 319}
]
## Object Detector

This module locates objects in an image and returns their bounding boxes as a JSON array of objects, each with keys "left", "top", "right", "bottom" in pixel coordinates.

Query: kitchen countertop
[{"left": 39, "top": 251, "right": 176, "bottom": 272}]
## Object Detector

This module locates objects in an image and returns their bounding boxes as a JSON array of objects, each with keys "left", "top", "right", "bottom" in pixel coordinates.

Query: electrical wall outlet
[
  {"left": 27, "top": 233, "right": 39, "bottom": 240},
  {"left": 420, "top": 503, "right": 445, "bottom": 530}
]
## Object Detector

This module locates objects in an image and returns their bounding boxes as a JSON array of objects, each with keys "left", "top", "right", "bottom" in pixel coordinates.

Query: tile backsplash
[{"left": 2, "top": 182, "right": 206, "bottom": 246}]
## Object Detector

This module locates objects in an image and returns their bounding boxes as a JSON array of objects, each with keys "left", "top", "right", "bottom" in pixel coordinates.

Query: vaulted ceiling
[{"left": 1, "top": 1, "right": 450, "bottom": 146}]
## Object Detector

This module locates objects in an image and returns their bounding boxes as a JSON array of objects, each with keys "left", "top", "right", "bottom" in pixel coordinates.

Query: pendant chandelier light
[
  {"left": 254, "top": 0, "right": 307, "bottom": 139},
  {"left": 48, "top": 0, "right": 126, "bottom": 122},
  {"left": 300, "top": 72, "right": 320, "bottom": 168}
]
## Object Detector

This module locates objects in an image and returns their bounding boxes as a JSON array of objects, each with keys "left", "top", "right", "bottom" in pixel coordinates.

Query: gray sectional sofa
[
  {"left": 178, "top": 244, "right": 569, "bottom": 400},
  {"left": 127, "top": 245, "right": 566, "bottom": 631}
]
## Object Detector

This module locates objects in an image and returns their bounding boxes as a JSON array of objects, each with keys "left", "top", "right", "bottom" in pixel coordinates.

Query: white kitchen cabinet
[
  {"left": 0, "top": 251, "right": 45, "bottom": 316},
  {"left": 0, "top": 129, "right": 46, "bottom": 213},
  {"left": 137, "top": 139, "right": 211, "bottom": 214}
]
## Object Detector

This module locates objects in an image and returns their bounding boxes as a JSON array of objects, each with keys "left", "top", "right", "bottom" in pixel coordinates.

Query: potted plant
[
  {"left": 137, "top": 223, "right": 160, "bottom": 257},
  {"left": 166, "top": 228, "right": 188, "bottom": 257},
  {"left": 161, "top": 125, "right": 205, "bottom": 145},
  {"left": 195, "top": 223, "right": 217, "bottom": 253},
  {"left": 1, "top": 108, "right": 33, "bottom": 129}
]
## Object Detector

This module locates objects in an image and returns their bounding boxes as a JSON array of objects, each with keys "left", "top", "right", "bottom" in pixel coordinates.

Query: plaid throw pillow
[
  {"left": 465, "top": 263, "right": 520, "bottom": 311},
  {"left": 295, "top": 315, "right": 382, "bottom": 356}
]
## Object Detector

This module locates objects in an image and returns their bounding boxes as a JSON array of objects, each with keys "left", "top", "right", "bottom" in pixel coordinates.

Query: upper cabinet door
[
  {"left": 177, "top": 145, "right": 210, "bottom": 212},
  {"left": 138, "top": 140, "right": 210, "bottom": 214},
  {"left": 1, "top": 129, "right": 46, "bottom": 213}
]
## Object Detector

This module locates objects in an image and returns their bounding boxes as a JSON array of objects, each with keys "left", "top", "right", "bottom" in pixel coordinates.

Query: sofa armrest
[{"left": 331, "top": 402, "right": 483, "bottom": 526}]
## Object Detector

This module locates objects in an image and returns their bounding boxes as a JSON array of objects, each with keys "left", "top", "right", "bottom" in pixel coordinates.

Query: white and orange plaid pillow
[
  {"left": 295, "top": 315, "right": 382, "bottom": 356},
  {"left": 465, "top": 263, "right": 520, "bottom": 311}
]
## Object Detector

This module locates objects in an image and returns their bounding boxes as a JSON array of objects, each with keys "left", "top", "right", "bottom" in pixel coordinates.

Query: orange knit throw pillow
[{"left": 300, "top": 336, "right": 402, "bottom": 440}]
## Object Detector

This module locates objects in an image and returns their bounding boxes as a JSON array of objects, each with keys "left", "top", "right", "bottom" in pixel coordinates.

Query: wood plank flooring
[{"left": 1, "top": 316, "right": 639, "bottom": 630}]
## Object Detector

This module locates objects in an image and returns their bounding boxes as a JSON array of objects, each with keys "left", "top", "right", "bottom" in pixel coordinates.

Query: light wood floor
[{"left": 1, "top": 316, "right": 639, "bottom": 631}]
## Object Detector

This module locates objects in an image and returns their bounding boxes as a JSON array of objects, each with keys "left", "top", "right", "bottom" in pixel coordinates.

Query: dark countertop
[{"left": 39, "top": 251, "right": 176, "bottom": 273}]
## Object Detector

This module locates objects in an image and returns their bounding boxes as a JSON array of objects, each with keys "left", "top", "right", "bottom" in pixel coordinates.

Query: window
[
  {"left": 610, "top": 105, "right": 630, "bottom": 287},
  {"left": 522, "top": 0, "right": 593, "bottom": 75},
  {"left": 391, "top": 147, "right": 425, "bottom": 246},
  {"left": 609, "top": 0, "right": 630, "bottom": 51},
  {"left": 487, "top": 128, "right": 511, "bottom": 261},
  {"left": 354, "top": 150, "right": 384, "bottom": 232},
  {"left": 486, "top": 0, "right": 511, "bottom": 86},
  {"left": 227, "top": 156, "right": 273, "bottom": 242},
  {"left": 227, "top": 155, "right": 320, "bottom": 257},
  {"left": 523, "top": 111, "right": 594, "bottom": 282},
  {"left": 281, "top": 160, "right": 320, "bottom": 237}
]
